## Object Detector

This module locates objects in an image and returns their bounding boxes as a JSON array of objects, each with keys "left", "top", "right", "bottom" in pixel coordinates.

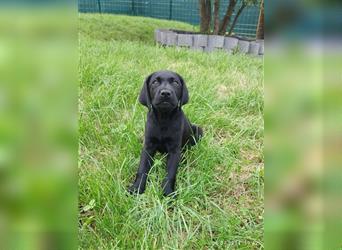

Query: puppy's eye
[
  {"left": 151, "top": 80, "right": 159, "bottom": 86},
  {"left": 172, "top": 81, "right": 180, "bottom": 86}
]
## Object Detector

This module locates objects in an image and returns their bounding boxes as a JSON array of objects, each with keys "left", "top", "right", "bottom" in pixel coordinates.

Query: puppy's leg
[
  {"left": 188, "top": 125, "right": 203, "bottom": 146},
  {"left": 128, "top": 147, "right": 155, "bottom": 194},
  {"left": 162, "top": 151, "right": 181, "bottom": 197}
]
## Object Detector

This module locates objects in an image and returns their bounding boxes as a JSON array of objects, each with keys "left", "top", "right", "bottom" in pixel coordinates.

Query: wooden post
[{"left": 256, "top": 0, "right": 264, "bottom": 39}]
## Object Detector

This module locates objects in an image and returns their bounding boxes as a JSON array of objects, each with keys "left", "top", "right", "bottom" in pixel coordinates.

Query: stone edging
[{"left": 155, "top": 29, "right": 264, "bottom": 56}]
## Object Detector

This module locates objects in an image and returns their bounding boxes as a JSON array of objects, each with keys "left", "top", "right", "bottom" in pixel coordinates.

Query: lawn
[{"left": 79, "top": 14, "right": 264, "bottom": 249}]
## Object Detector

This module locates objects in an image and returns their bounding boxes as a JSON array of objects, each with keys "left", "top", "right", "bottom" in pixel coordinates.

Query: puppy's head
[{"left": 139, "top": 70, "right": 188, "bottom": 112}]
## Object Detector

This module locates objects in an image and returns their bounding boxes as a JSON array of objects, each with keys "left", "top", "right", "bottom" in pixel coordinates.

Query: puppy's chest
[
  {"left": 149, "top": 127, "right": 178, "bottom": 153},
  {"left": 147, "top": 122, "right": 181, "bottom": 144},
  {"left": 152, "top": 124, "right": 178, "bottom": 139}
]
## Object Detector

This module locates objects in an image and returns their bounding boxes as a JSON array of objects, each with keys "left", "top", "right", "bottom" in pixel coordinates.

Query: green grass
[
  {"left": 79, "top": 14, "right": 197, "bottom": 44},
  {"left": 79, "top": 14, "right": 264, "bottom": 249}
]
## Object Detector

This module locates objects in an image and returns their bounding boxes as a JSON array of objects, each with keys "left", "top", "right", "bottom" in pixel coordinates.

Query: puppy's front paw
[
  {"left": 128, "top": 183, "right": 145, "bottom": 195},
  {"left": 163, "top": 187, "right": 175, "bottom": 197},
  {"left": 162, "top": 179, "right": 176, "bottom": 197}
]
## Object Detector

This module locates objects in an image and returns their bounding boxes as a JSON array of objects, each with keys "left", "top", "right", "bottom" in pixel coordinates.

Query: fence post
[
  {"left": 169, "top": 0, "right": 173, "bottom": 20},
  {"left": 132, "top": 0, "right": 136, "bottom": 15},
  {"left": 97, "top": 0, "right": 101, "bottom": 13},
  {"left": 149, "top": 0, "right": 152, "bottom": 17}
]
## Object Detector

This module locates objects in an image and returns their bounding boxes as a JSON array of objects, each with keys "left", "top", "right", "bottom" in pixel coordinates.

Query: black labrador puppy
[{"left": 128, "top": 70, "right": 203, "bottom": 196}]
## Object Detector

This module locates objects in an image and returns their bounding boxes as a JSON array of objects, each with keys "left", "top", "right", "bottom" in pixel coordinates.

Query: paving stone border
[{"left": 154, "top": 29, "right": 264, "bottom": 56}]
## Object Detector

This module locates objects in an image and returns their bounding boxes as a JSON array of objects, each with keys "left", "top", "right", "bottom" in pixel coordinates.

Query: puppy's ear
[
  {"left": 139, "top": 73, "right": 154, "bottom": 107},
  {"left": 177, "top": 73, "right": 189, "bottom": 105}
]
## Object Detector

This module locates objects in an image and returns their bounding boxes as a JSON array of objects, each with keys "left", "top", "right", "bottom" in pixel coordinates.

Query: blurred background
[
  {"left": 0, "top": 0, "right": 341, "bottom": 249},
  {"left": 265, "top": 0, "right": 342, "bottom": 249},
  {"left": 0, "top": 1, "right": 77, "bottom": 250},
  {"left": 78, "top": 0, "right": 262, "bottom": 38}
]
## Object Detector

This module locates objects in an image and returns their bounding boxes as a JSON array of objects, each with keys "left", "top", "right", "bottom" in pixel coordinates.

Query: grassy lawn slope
[
  {"left": 79, "top": 14, "right": 264, "bottom": 249},
  {"left": 79, "top": 14, "right": 197, "bottom": 44}
]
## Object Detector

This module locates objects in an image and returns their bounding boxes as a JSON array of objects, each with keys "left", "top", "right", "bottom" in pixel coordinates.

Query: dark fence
[{"left": 78, "top": 0, "right": 261, "bottom": 38}]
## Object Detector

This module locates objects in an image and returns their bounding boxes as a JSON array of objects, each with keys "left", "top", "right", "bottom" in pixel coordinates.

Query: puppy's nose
[{"left": 160, "top": 89, "right": 171, "bottom": 97}]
